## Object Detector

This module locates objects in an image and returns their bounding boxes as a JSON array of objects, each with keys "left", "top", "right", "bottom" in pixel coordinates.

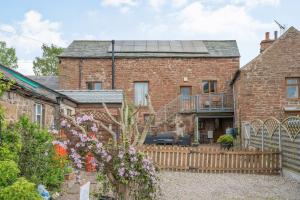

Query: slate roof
[
  {"left": 59, "top": 40, "right": 240, "bottom": 58},
  {"left": 0, "top": 64, "right": 71, "bottom": 103},
  {"left": 27, "top": 76, "right": 59, "bottom": 90},
  {"left": 57, "top": 90, "right": 123, "bottom": 103}
]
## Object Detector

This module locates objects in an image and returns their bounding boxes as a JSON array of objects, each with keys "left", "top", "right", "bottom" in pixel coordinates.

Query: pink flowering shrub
[{"left": 57, "top": 112, "right": 159, "bottom": 199}]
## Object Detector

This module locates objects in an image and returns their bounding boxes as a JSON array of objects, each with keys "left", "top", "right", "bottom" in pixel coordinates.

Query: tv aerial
[{"left": 274, "top": 20, "right": 286, "bottom": 35}]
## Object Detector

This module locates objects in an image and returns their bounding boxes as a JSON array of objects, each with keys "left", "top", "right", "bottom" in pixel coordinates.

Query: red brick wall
[
  {"left": 234, "top": 28, "right": 300, "bottom": 126},
  {"left": 59, "top": 57, "right": 239, "bottom": 115}
]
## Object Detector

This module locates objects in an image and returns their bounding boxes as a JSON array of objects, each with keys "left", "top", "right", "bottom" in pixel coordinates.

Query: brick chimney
[{"left": 260, "top": 31, "right": 276, "bottom": 53}]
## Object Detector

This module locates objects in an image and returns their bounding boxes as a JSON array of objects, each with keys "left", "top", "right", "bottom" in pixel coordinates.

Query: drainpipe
[
  {"left": 79, "top": 59, "right": 83, "bottom": 89},
  {"left": 55, "top": 97, "right": 62, "bottom": 130},
  {"left": 111, "top": 40, "right": 115, "bottom": 89}
]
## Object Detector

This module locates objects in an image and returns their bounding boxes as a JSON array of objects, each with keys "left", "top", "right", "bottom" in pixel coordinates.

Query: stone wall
[
  {"left": 0, "top": 91, "right": 56, "bottom": 128},
  {"left": 234, "top": 27, "right": 300, "bottom": 126}
]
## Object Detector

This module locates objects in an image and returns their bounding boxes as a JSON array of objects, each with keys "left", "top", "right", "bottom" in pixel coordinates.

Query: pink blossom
[
  {"left": 106, "top": 155, "right": 112, "bottom": 162},
  {"left": 70, "top": 148, "right": 82, "bottom": 169},
  {"left": 118, "top": 167, "right": 125, "bottom": 177},
  {"left": 61, "top": 120, "right": 67, "bottom": 127},
  {"left": 128, "top": 146, "right": 136, "bottom": 155},
  {"left": 118, "top": 151, "right": 124, "bottom": 159},
  {"left": 96, "top": 142, "right": 103, "bottom": 149},
  {"left": 130, "top": 156, "right": 138, "bottom": 162},
  {"left": 52, "top": 140, "right": 67, "bottom": 149},
  {"left": 91, "top": 123, "right": 98, "bottom": 132}
]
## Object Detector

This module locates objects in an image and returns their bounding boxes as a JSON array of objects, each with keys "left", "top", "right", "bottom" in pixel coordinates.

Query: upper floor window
[
  {"left": 35, "top": 103, "right": 44, "bottom": 127},
  {"left": 87, "top": 82, "right": 102, "bottom": 90},
  {"left": 134, "top": 82, "right": 148, "bottom": 106},
  {"left": 202, "top": 80, "right": 217, "bottom": 94},
  {"left": 286, "top": 78, "right": 299, "bottom": 98}
]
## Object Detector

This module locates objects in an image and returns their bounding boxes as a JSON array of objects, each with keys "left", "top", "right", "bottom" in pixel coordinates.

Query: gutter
[{"left": 0, "top": 63, "right": 79, "bottom": 107}]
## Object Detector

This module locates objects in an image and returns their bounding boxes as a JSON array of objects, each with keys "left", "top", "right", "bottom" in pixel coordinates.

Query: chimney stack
[
  {"left": 260, "top": 31, "right": 275, "bottom": 53},
  {"left": 265, "top": 32, "right": 270, "bottom": 40},
  {"left": 274, "top": 31, "right": 278, "bottom": 39}
]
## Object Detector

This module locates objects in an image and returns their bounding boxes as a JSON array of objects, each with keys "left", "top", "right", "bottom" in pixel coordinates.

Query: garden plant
[{"left": 57, "top": 96, "right": 160, "bottom": 200}]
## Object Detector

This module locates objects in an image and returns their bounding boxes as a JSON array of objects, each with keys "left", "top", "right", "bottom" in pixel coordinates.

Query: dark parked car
[{"left": 144, "top": 132, "right": 191, "bottom": 146}]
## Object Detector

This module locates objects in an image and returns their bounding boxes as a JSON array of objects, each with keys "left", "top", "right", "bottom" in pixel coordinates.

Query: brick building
[
  {"left": 232, "top": 27, "right": 300, "bottom": 126},
  {"left": 0, "top": 64, "right": 75, "bottom": 128},
  {"left": 58, "top": 40, "right": 240, "bottom": 143}
]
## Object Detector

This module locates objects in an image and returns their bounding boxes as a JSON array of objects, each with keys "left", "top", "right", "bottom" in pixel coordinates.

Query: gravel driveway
[{"left": 159, "top": 172, "right": 300, "bottom": 200}]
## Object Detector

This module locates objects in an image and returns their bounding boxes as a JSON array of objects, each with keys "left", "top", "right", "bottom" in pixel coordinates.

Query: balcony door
[{"left": 180, "top": 86, "right": 192, "bottom": 111}]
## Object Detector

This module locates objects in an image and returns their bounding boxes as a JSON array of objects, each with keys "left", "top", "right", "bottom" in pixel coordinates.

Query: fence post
[
  {"left": 196, "top": 95, "right": 199, "bottom": 112},
  {"left": 261, "top": 123, "right": 264, "bottom": 151},
  {"left": 249, "top": 123, "right": 251, "bottom": 148},
  {"left": 279, "top": 123, "right": 283, "bottom": 176},
  {"left": 193, "top": 116, "right": 199, "bottom": 146}
]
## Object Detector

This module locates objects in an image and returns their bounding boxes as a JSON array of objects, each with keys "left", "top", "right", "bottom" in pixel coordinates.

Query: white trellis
[{"left": 242, "top": 116, "right": 300, "bottom": 176}]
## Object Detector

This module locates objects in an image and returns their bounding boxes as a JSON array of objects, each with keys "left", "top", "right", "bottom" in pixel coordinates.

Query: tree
[
  {"left": 58, "top": 96, "right": 159, "bottom": 199},
  {"left": 0, "top": 41, "right": 18, "bottom": 69},
  {"left": 33, "top": 44, "right": 63, "bottom": 76}
]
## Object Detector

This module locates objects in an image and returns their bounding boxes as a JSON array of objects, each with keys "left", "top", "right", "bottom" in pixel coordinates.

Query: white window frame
[
  {"left": 35, "top": 103, "right": 43, "bottom": 126},
  {"left": 134, "top": 82, "right": 149, "bottom": 106}
]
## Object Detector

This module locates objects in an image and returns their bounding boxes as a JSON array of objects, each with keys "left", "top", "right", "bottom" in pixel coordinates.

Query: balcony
[
  {"left": 179, "top": 93, "right": 234, "bottom": 113},
  {"left": 155, "top": 93, "right": 234, "bottom": 126}
]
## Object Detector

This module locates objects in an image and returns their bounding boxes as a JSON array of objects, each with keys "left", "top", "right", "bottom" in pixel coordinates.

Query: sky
[{"left": 0, "top": 0, "right": 299, "bottom": 75}]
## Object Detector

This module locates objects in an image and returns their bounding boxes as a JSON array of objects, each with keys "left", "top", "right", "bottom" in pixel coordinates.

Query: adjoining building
[{"left": 232, "top": 27, "right": 300, "bottom": 126}]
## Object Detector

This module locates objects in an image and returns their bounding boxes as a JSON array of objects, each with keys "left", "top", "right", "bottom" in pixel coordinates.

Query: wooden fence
[{"left": 137, "top": 145, "right": 280, "bottom": 174}]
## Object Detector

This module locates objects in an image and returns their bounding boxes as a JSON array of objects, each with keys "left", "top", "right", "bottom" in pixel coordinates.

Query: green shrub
[
  {"left": 0, "top": 144, "right": 19, "bottom": 162},
  {"left": 0, "top": 160, "right": 20, "bottom": 188},
  {"left": 16, "top": 117, "right": 67, "bottom": 191},
  {"left": 0, "top": 124, "right": 22, "bottom": 162},
  {"left": 0, "top": 178, "right": 41, "bottom": 200},
  {"left": 217, "top": 134, "right": 234, "bottom": 144}
]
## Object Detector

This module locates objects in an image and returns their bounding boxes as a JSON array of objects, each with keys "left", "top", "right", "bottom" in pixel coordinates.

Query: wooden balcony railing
[
  {"left": 180, "top": 93, "right": 234, "bottom": 113},
  {"left": 155, "top": 93, "right": 234, "bottom": 126}
]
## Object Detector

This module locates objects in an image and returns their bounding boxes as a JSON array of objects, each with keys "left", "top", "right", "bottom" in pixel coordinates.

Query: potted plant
[
  {"left": 217, "top": 134, "right": 234, "bottom": 150},
  {"left": 64, "top": 166, "right": 74, "bottom": 180}
]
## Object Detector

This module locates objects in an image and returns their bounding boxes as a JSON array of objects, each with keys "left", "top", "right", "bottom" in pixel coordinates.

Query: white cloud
[
  {"left": 101, "top": 0, "right": 138, "bottom": 13},
  {"left": 101, "top": 0, "right": 138, "bottom": 7},
  {"left": 149, "top": 0, "right": 165, "bottom": 11},
  {"left": 231, "top": 0, "right": 280, "bottom": 8},
  {"left": 17, "top": 60, "right": 34, "bottom": 75},
  {"left": 149, "top": 0, "right": 188, "bottom": 11},
  {"left": 177, "top": 2, "right": 274, "bottom": 40},
  {"left": 0, "top": 10, "right": 66, "bottom": 55},
  {"left": 172, "top": 0, "right": 188, "bottom": 7},
  {"left": 0, "top": 10, "right": 66, "bottom": 75}
]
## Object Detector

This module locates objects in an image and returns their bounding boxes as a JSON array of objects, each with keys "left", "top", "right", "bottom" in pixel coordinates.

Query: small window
[
  {"left": 86, "top": 82, "right": 102, "bottom": 90},
  {"left": 66, "top": 109, "right": 72, "bottom": 116},
  {"left": 180, "top": 86, "right": 191, "bottom": 97},
  {"left": 35, "top": 104, "right": 43, "bottom": 126},
  {"left": 202, "top": 80, "right": 217, "bottom": 94},
  {"left": 286, "top": 78, "right": 299, "bottom": 98},
  {"left": 134, "top": 82, "right": 148, "bottom": 106}
]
